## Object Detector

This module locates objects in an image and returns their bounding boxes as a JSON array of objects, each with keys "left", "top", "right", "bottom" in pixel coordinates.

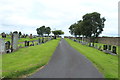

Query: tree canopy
[
  {"left": 69, "top": 12, "right": 106, "bottom": 43},
  {"left": 69, "top": 12, "right": 106, "bottom": 38},
  {"left": 52, "top": 30, "right": 64, "bottom": 39},
  {"left": 36, "top": 26, "right": 51, "bottom": 37},
  {"left": 52, "top": 30, "right": 64, "bottom": 36}
]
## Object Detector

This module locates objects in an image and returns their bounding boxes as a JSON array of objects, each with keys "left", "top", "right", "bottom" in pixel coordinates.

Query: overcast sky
[{"left": 0, "top": 0, "right": 119, "bottom": 36}]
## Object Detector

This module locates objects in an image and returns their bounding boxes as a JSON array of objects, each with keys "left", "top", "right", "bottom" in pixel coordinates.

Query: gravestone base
[
  {"left": 6, "top": 49, "right": 12, "bottom": 53},
  {"left": 103, "top": 50, "right": 117, "bottom": 55}
]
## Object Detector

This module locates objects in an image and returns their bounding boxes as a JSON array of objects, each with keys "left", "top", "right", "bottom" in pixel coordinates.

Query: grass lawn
[
  {"left": 2, "top": 38, "right": 60, "bottom": 78},
  {"left": 1, "top": 37, "right": 40, "bottom": 42},
  {"left": 65, "top": 38, "right": 118, "bottom": 78},
  {"left": 76, "top": 38, "right": 119, "bottom": 54}
]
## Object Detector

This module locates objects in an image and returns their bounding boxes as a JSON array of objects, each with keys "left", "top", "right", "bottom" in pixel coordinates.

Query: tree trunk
[
  {"left": 54, "top": 35, "right": 56, "bottom": 39},
  {"left": 82, "top": 35, "right": 84, "bottom": 43}
]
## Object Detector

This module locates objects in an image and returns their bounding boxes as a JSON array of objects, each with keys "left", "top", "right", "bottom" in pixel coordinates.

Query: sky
[{"left": 0, "top": 0, "right": 119, "bottom": 37}]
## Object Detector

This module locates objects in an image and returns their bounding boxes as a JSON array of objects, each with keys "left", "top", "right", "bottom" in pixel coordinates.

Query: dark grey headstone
[
  {"left": 108, "top": 45, "right": 111, "bottom": 50},
  {"left": 112, "top": 46, "right": 117, "bottom": 54},
  {"left": 5, "top": 41, "right": 11, "bottom": 50},
  {"left": 103, "top": 45, "right": 107, "bottom": 50},
  {"left": 27, "top": 41, "right": 29, "bottom": 46},
  {"left": 42, "top": 38, "right": 44, "bottom": 43},
  {"left": 24, "top": 41, "right": 27, "bottom": 47}
]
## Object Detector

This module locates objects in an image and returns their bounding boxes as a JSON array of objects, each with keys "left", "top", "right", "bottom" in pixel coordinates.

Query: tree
[
  {"left": 69, "top": 23, "right": 78, "bottom": 37},
  {"left": 45, "top": 27, "right": 51, "bottom": 36},
  {"left": 69, "top": 12, "right": 106, "bottom": 45},
  {"left": 13, "top": 31, "right": 18, "bottom": 34},
  {"left": 69, "top": 22, "right": 82, "bottom": 38},
  {"left": 36, "top": 26, "right": 46, "bottom": 37},
  {"left": 82, "top": 12, "right": 106, "bottom": 45},
  {"left": 52, "top": 30, "right": 64, "bottom": 39}
]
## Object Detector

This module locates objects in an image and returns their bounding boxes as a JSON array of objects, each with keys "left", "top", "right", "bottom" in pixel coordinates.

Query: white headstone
[{"left": 0, "top": 39, "right": 5, "bottom": 54}]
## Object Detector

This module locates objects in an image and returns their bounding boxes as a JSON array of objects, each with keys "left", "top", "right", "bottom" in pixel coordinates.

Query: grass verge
[
  {"left": 2, "top": 38, "right": 60, "bottom": 78},
  {"left": 65, "top": 38, "right": 118, "bottom": 78}
]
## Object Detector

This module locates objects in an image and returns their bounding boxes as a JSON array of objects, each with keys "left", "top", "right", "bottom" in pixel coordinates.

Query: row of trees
[
  {"left": 36, "top": 26, "right": 64, "bottom": 39},
  {"left": 69, "top": 12, "right": 106, "bottom": 44}
]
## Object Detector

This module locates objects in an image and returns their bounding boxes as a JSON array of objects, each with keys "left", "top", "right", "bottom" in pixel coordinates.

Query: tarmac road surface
[{"left": 28, "top": 39, "right": 103, "bottom": 78}]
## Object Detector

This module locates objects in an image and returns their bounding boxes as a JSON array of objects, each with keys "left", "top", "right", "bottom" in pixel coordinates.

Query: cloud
[{"left": 0, "top": 0, "right": 119, "bottom": 36}]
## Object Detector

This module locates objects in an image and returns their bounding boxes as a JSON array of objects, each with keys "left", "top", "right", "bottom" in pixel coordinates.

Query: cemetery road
[{"left": 28, "top": 39, "right": 103, "bottom": 78}]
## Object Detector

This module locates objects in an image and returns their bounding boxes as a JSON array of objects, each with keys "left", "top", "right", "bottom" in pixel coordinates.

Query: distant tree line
[
  {"left": 69, "top": 12, "right": 106, "bottom": 45},
  {"left": 36, "top": 26, "right": 64, "bottom": 39}
]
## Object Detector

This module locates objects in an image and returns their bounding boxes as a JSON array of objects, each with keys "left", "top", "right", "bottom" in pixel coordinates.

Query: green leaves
[
  {"left": 69, "top": 12, "right": 106, "bottom": 38},
  {"left": 52, "top": 30, "right": 64, "bottom": 35},
  {"left": 36, "top": 26, "right": 51, "bottom": 37}
]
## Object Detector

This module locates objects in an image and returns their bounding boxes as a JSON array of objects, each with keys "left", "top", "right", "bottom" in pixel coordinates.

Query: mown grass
[
  {"left": 2, "top": 37, "right": 40, "bottom": 42},
  {"left": 65, "top": 38, "right": 118, "bottom": 78},
  {"left": 76, "top": 39, "right": 119, "bottom": 54},
  {"left": 2, "top": 38, "right": 60, "bottom": 78}
]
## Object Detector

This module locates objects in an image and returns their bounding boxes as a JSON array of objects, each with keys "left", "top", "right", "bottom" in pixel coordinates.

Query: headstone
[
  {"left": 29, "top": 34, "right": 32, "bottom": 39},
  {"left": 112, "top": 46, "right": 117, "bottom": 54},
  {"left": 11, "top": 33, "right": 19, "bottom": 51},
  {"left": 0, "top": 39, "right": 5, "bottom": 53},
  {"left": 108, "top": 45, "right": 111, "bottom": 50},
  {"left": 54, "top": 36, "right": 56, "bottom": 39},
  {"left": 89, "top": 43, "right": 93, "bottom": 47},
  {"left": 24, "top": 41, "right": 27, "bottom": 47},
  {"left": 74, "top": 39, "right": 76, "bottom": 42},
  {"left": 5, "top": 41, "right": 10, "bottom": 50},
  {"left": 27, "top": 41, "right": 29, "bottom": 46},
  {"left": 103, "top": 45, "right": 107, "bottom": 50},
  {"left": 42, "top": 38, "right": 44, "bottom": 43}
]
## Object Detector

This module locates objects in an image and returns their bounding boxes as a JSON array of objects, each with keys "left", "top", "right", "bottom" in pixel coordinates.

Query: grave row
[
  {"left": 0, "top": 34, "right": 53, "bottom": 54},
  {"left": 72, "top": 39, "right": 117, "bottom": 55},
  {"left": 24, "top": 37, "right": 52, "bottom": 47},
  {"left": 0, "top": 33, "right": 18, "bottom": 53}
]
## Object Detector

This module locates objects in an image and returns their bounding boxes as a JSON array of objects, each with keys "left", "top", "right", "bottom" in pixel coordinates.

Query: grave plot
[
  {"left": 0, "top": 33, "right": 52, "bottom": 54},
  {"left": 70, "top": 38, "right": 118, "bottom": 55}
]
